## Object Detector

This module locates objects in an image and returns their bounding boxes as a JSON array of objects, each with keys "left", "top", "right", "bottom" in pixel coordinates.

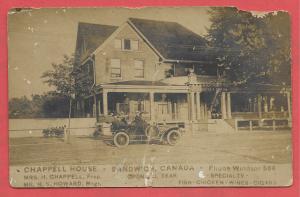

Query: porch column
[
  {"left": 174, "top": 102, "right": 177, "bottom": 120},
  {"left": 204, "top": 104, "right": 207, "bottom": 119},
  {"left": 263, "top": 96, "right": 269, "bottom": 112},
  {"left": 150, "top": 92, "right": 155, "bottom": 121},
  {"left": 196, "top": 92, "right": 201, "bottom": 120},
  {"left": 257, "top": 94, "right": 262, "bottom": 119},
  {"left": 93, "top": 95, "right": 97, "bottom": 117},
  {"left": 226, "top": 92, "right": 232, "bottom": 119},
  {"left": 98, "top": 99, "right": 101, "bottom": 115},
  {"left": 201, "top": 103, "right": 205, "bottom": 120},
  {"left": 103, "top": 91, "right": 108, "bottom": 116},
  {"left": 187, "top": 93, "right": 190, "bottom": 120},
  {"left": 221, "top": 92, "right": 227, "bottom": 119},
  {"left": 190, "top": 92, "right": 196, "bottom": 121},
  {"left": 286, "top": 91, "right": 292, "bottom": 121}
]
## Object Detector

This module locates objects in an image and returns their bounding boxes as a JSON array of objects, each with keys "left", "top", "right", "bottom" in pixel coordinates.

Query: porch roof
[
  {"left": 95, "top": 80, "right": 189, "bottom": 93},
  {"left": 103, "top": 80, "right": 171, "bottom": 86},
  {"left": 92, "top": 80, "right": 290, "bottom": 94}
]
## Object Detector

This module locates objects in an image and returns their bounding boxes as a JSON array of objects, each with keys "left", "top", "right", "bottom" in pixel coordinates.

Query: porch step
[
  {"left": 212, "top": 119, "right": 236, "bottom": 133},
  {"left": 188, "top": 119, "right": 235, "bottom": 134},
  {"left": 224, "top": 119, "right": 236, "bottom": 129}
]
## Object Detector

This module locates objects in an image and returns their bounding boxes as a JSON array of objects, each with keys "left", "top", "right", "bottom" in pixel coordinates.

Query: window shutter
[
  {"left": 132, "top": 40, "right": 139, "bottom": 50},
  {"left": 134, "top": 60, "right": 144, "bottom": 78},
  {"left": 110, "top": 59, "right": 121, "bottom": 78},
  {"left": 111, "top": 59, "right": 121, "bottom": 68},
  {"left": 114, "top": 39, "right": 121, "bottom": 49}
]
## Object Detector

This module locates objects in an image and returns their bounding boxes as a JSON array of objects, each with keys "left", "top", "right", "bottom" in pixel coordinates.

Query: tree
[
  {"left": 262, "top": 12, "right": 291, "bottom": 85},
  {"left": 9, "top": 96, "right": 33, "bottom": 118},
  {"left": 41, "top": 94, "right": 70, "bottom": 118},
  {"left": 9, "top": 94, "right": 70, "bottom": 118},
  {"left": 41, "top": 54, "right": 76, "bottom": 142},
  {"left": 206, "top": 8, "right": 291, "bottom": 86},
  {"left": 41, "top": 55, "right": 77, "bottom": 116},
  {"left": 41, "top": 55, "right": 75, "bottom": 97}
]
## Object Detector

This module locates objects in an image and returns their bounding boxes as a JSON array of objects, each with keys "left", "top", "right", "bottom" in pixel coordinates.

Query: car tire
[
  {"left": 166, "top": 129, "right": 181, "bottom": 146},
  {"left": 113, "top": 132, "right": 129, "bottom": 148}
]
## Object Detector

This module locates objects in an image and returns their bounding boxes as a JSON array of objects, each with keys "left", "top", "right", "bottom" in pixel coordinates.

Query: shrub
[{"left": 42, "top": 127, "right": 64, "bottom": 138}]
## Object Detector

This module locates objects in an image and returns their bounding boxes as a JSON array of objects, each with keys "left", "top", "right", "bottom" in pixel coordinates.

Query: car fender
[{"left": 113, "top": 129, "right": 129, "bottom": 135}]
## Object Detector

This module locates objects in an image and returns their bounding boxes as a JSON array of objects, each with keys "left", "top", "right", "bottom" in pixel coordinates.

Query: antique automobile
[{"left": 97, "top": 113, "right": 185, "bottom": 147}]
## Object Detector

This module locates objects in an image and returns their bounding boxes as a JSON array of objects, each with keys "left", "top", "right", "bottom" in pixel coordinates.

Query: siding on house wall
[{"left": 94, "top": 23, "right": 172, "bottom": 84}]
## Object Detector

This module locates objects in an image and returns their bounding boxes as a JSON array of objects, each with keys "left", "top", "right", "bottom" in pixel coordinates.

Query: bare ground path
[{"left": 9, "top": 130, "right": 292, "bottom": 166}]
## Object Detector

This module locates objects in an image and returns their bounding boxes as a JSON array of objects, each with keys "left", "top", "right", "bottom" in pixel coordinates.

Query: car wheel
[
  {"left": 166, "top": 130, "right": 181, "bottom": 146},
  {"left": 113, "top": 132, "right": 129, "bottom": 147}
]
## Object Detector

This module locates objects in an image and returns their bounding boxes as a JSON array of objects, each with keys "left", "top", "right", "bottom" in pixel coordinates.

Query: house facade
[{"left": 74, "top": 18, "right": 291, "bottom": 131}]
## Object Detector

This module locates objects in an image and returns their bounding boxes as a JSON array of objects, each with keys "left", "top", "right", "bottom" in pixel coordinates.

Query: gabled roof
[
  {"left": 75, "top": 18, "right": 216, "bottom": 64},
  {"left": 74, "top": 22, "right": 118, "bottom": 65},
  {"left": 128, "top": 18, "right": 215, "bottom": 63}
]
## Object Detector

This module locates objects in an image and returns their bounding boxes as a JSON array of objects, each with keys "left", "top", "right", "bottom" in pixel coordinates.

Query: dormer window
[{"left": 114, "top": 39, "right": 139, "bottom": 51}]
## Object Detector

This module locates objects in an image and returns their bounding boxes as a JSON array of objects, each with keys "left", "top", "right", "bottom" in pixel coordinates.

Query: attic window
[
  {"left": 114, "top": 39, "right": 139, "bottom": 51},
  {"left": 123, "top": 39, "right": 131, "bottom": 50}
]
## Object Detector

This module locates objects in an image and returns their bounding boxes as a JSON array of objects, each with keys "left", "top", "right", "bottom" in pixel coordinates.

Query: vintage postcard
[{"left": 8, "top": 7, "right": 292, "bottom": 187}]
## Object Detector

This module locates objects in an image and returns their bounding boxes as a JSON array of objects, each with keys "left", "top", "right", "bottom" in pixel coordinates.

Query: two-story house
[{"left": 74, "top": 18, "right": 291, "bottom": 131}]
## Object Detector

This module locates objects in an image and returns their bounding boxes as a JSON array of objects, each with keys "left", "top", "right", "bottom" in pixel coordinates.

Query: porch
[
  {"left": 74, "top": 79, "right": 291, "bottom": 132},
  {"left": 93, "top": 81, "right": 192, "bottom": 122}
]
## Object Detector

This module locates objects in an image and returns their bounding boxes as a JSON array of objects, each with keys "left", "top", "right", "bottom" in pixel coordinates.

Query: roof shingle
[{"left": 128, "top": 18, "right": 216, "bottom": 62}]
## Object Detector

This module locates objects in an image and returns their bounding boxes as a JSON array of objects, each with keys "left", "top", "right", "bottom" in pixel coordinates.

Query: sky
[{"left": 8, "top": 7, "right": 212, "bottom": 98}]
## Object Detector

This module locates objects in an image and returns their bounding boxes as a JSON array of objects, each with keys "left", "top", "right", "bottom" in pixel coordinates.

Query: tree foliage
[
  {"left": 9, "top": 93, "right": 71, "bottom": 118},
  {"left": 41, "top": 55, "right": 75, "bottom": 97},
  {"left": 207, "top": 7, "right": 291, "bottom": 85},
  {"left": 41, "top": 54, "right": 93, "bottom": 98},
  {"left": 9, "top": 96, "right": 35, "bottom": 118},
  {"left": 9, "top": 54, "right": 92, "bottom": 118}
]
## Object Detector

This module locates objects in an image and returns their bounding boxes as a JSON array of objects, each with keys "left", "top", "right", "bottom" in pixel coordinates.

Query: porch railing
[
  {"left": 232, "top": 111, "right": 289, "bottom": 119},
  {"left": 234, "top": 118, "right": 290, "bottom": 131}
]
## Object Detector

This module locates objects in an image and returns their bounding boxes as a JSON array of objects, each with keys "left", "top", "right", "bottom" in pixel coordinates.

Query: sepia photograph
[{"left": 8, "top": 7, "right": 292, "bottom": 187}]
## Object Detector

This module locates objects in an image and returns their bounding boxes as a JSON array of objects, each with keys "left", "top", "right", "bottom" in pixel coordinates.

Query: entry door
[{"left": 156, "top": 102, "right": 171, "bottom": 121}]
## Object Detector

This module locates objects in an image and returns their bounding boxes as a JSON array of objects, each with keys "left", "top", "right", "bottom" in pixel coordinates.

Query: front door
[{"left": 156, "top": 102, "right": 172, "bottom": 121}]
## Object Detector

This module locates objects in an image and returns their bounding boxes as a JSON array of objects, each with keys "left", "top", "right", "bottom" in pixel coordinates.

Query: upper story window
[
  {"left": 114, "top": 39, "right": 139, "bottom": 51},
  {"left": 123, "top": 39, "right": 131, "bottom": 50},
  {"left": 134, "top": 60, "right": 144, "bottom": 78},
  {"left": 110, "top": 59, "right": 121, "bottom": 78}
]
